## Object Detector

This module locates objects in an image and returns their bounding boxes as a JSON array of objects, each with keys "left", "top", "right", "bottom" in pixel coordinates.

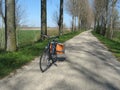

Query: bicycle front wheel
[{"left": 39, "top": 49, "right": 51, "bottom": 72}]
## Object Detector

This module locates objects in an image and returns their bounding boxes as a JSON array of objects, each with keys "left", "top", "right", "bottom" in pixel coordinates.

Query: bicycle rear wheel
[{"left": 39, "top": 49, "right": 51, "bottom": 72}]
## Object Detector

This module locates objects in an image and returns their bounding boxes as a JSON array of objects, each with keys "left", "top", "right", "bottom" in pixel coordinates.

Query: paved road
[{"left": 0, "top": 30, "right": 120, "bottom": 90}]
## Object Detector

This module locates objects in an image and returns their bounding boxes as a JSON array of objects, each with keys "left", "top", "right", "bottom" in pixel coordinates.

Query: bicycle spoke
[{"left": 39, "top": 49, "right": 50, "bottom": 72}]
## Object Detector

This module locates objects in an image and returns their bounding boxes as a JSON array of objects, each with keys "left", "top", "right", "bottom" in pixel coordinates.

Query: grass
[
  {"left": 0, "top": 30, "right": 41, "bottom": 48},
  {"left": 92, "top": 31, "right": 120, "bottom": 62},
  {"left": 113, "top": 31, "right": 120, "bottom": 43},
  {"left": 47, "top": 29, "right": 70, "bottom": 36},
  {"left": 0, "top": 30, "right": 83, "bottom": 79},
  {"left": 0, "top": 29, "right": 70, "bottom": 48},
  {"left": 17, "top": 30, "right": 40, "bottom": 47}
]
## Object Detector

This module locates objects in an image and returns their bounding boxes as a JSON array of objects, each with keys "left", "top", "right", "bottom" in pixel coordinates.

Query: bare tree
[
  {"left": 41, "top": 0, "right": 47, "bottom": 40},
  {"left": 53, "top": 10, "right": 59, "bottom": 27},
  {"left": 94, "top": 0, "right": 103, "bottom": 33},
  {"left": 80, "top": 0, "right": 92, "bottom": 29},
  {"left": 5, "top": 0, "right": 16, "bottom": 51},
  {"left": 66, "top": 0, "right": 77, "bottom": 31},
  {"left": 77, "top": 0, "right": 83, "bottom": 30},
  {"left": 93, "top": 0, "right": 111, "bottom": 36},
  {"left": 0, "top": 0, "right": 5, "bottom": 23},
  {"left": 0, "top": 0, "right": 27, "bottom": 49},
  {"left": 0, "top": 0, "right": 26, "bottom": 27},
  {"left": 93, "top": 0, "right": 120, "bottom": 39},
  {"left": 58, "top": 0, "right": 64, "bottom": 36},
  {"left": 109, "top": 0, "right": 118, "bottom": 39},
  {"left": 66, "top": 0, "right": 92, "bottom": 31},
  {"left": 15, "top": 0, "right": 27, "bottom": 28},
  {"left": 112, "top": 8, "right": 120, "bottom": 29},
  {"left": 0, "top": 0, "right": 7, "bottom": 50}
]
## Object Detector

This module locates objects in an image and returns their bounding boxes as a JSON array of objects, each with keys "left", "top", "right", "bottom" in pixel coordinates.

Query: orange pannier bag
[
  {"left": 50, "top": 43, "right": 65, "bottom": 54},
  {"left": 56, "top": 43, "right": 65, "bottom": 54}
]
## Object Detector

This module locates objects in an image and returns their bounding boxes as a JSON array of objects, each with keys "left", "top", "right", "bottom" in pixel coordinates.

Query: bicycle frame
[
  {"left": 45, "top": 37, "right": 58, "bottom": 62},
  {"left": 39, "top": 35, "right": 64, "bottom": 72}
]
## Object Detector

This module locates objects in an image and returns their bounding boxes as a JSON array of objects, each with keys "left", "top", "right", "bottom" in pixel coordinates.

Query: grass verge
[
  {"left": 0, "top": 30, "right": 83, "bottom": 79},
  {"left": 92, "top": 31, "right": 120, "bottom": 62}
]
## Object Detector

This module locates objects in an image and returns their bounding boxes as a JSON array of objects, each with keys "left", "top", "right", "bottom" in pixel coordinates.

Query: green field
[
  {"left": 0, "top": 29, "right": 70, "bottom": 49},
  {"left": 17, "top": 30, "right": 40, "bottom": 47},
  {"left": 0, "top": 30, "right": 41, "bottom": 48}
]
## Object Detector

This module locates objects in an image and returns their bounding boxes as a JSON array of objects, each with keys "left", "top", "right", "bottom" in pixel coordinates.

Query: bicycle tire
[{"left": 39, "top": 48, "right": 51, "bottom": 72}]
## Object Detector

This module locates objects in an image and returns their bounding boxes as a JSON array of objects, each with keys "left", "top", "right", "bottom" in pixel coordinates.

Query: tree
[
  {"left": 93, "top": 0, "right": 104, "bottom": 33},
  {"left": 58, "top": 0, "right": 64, "bottom": 36},
  {"left": 15, "top": 0, "right": 27, "bottom": 28},
  {"left": 0, "top": 0, "right": 27, "bottom": 49},
  {"left": 0, "top": 0, "right": 7, "bottom": 50},
  {"left": 79, "top": 0, "right": 92, "bottom": 29},
  {"left": 66, "top": 0, "right": 77, "bottom": 31},
  {"left": 109, "top": 0, "right": 117, "bottom": 39},
  {"left": 41, "top": 0, "right": 47, "bottom": 40},
  {"left": 93, "top": 0, "right": 110, "bottom": 35},
  {"left": 5, "top": 0, "right": 16, "bottom": 51},
  {"left": 93, "top": 0, "right": 119, "bottom": 38},
  {"left": 53, "top": 10, "right": 59, "bottom": 27},
  {"left": 66, "top": 0, "right": 92, "bottom": 31},
  {"left": 112, "top": 8, "right": 120, "bottom": 29}
]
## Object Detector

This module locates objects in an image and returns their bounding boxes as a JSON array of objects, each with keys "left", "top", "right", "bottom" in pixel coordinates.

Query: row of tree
[
  {"left": 66, "top": 0, "right": 94, "bottom": 31},
  {"left": 41, "top": 0, "right": 64, "bottom": 40},
  {"left": 93, "top": 0, "right": 119, "bottom": 39},
  {"left": 0, "top": 0, "right": 64, "bottom": 52},
  {"left": 1, "top": 0, "right": 119, "bottom": 52}
]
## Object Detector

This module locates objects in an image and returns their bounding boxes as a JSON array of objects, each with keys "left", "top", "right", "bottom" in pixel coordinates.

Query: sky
[
  {"left": 0, "top": 0, "right": 120, "bottom": 28},
  {"left": 18, "top": 0, "right": 72, "bottom": 27}
]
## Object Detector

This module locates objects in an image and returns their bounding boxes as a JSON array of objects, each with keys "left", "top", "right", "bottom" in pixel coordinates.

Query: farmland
[{"left": 0, "top": 29, "right": 70, "bottom": 49}]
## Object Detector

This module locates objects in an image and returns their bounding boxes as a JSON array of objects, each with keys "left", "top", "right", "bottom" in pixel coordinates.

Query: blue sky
[
  {"left": 19, "top": 0, "right": 71, "bottom": 27},
  {"left": 0, "top": 0, "right": 119, "bottom": 28}
]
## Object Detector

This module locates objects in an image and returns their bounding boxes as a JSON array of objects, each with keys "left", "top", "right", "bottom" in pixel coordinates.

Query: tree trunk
[
  {"left": 109, "top": 0, "right": 116, "bottom": 39},
  {"left": 109, "top": 16, "right": 113, "bottom": 39},
  {"left": 0, "top": 0, "right": 6, "bottom": 50},
  {"left": 41, "top": 0, "right": 47, "bottom": 40},
  {"left": 5, "top": 0, "right": 17, "bottom": 52},
  {"left": 74, "top": 16, "right": 77, "bottom": 31},
  {"left": 100, "top": 16, "right": 104, "bottom": 35},
  {"left": 78, "top": 15, "right": 81, "bottom": 30},
  {"left": 59, "top": 0, "right": 63, "bottom": 36},
  {"left": 105, "top": 0, "right": 109, "bottom": 37},
  {"left": 94, "top": 16, "right": 97, "bottom": 31},
  {"left": 72, "top": 15, "right": 75, "bottom": 32},
  {"left": 101, "top": 12, "right": 106, "bottom": 36}
]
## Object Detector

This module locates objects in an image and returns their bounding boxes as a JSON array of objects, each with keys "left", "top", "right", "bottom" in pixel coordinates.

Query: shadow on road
[{"left": 46, "top": 36, "right": 120, "bottom": 90}]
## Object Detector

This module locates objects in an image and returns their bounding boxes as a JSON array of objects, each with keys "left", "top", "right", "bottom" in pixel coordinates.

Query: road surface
[{"left": 0, "top": 30, "right": 120, "bottom": 90}]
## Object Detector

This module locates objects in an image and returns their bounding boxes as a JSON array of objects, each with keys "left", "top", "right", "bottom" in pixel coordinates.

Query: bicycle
[{"left": 39, "top": 35, "right": 64, "bottom": 72}]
